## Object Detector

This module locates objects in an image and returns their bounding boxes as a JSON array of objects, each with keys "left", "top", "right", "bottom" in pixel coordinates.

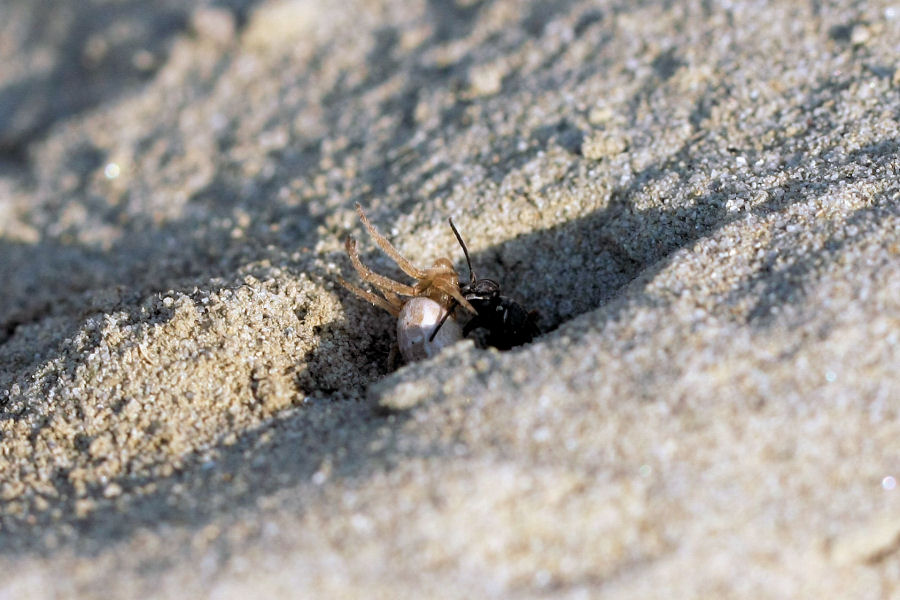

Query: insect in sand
[
  {"left": 430, "top": 218, "right": 540, "bottom": 351},
  {"left": 338, "top": 204, "right": 476, "bottom": 362}
]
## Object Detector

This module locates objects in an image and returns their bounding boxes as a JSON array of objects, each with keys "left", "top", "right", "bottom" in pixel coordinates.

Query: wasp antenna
[{"left": 448, "top": 217, "right": 475, "bottom": 285}]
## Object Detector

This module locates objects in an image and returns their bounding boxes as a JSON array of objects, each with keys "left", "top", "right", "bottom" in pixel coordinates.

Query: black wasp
[{"left": 430, "top": 218, "right": 540, "bottom": 350}]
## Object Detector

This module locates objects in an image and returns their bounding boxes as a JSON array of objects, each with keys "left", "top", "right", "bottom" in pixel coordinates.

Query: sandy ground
[{"left": 1, "top": 0, "right": 900, "bottom": 597}]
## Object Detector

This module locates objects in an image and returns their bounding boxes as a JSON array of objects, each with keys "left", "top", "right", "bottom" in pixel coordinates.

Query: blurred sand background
[{"left": 1, "top": 0, "right": 899, "bottom": 597}]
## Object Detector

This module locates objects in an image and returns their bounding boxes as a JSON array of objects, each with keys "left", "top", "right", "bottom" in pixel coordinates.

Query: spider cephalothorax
[{"left": 338, "top": 203, "right": 475, "bottom": 317}]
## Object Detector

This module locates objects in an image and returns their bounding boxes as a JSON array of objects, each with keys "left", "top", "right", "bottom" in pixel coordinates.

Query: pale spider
[{"left": 338, "top": 203, "right": 476, "bottom": 319}]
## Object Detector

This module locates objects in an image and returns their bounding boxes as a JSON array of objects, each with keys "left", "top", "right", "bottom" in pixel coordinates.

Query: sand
[{"left": 1, "top": 0, "right": 899, "bottom": 597}]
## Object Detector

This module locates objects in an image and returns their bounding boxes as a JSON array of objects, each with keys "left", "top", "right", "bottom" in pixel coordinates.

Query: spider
[{"left": 338, "top": 204, "right": 477, "bottom": 361}]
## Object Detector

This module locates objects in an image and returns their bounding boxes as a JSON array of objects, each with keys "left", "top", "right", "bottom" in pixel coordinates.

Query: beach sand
[{"left": 1, "top": 1, "right": 899, "bottom": 597}]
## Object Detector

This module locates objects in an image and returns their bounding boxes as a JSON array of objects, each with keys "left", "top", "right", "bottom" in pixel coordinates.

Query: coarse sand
[{"left": 1, "top": 0, "right": 899, "bottom": 597}]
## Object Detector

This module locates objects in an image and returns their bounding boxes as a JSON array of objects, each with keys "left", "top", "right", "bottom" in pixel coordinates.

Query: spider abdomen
[{"left": 397, "top": 297, "right": 462, "bottom": 362}]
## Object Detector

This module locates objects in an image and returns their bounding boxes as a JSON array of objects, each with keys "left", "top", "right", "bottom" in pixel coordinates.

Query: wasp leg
[{"left": 428, "top": 301, "right": 457, "bottom": 342}]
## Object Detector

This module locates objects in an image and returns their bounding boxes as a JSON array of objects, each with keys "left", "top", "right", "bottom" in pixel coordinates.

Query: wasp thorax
[{"left": 397, "top": 297, "right": 462, "bottom": 362}]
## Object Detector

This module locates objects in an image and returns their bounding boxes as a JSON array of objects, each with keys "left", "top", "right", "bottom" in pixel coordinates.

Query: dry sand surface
[{"left": 1, "top": 0, "right": 900, "bottom": 597}]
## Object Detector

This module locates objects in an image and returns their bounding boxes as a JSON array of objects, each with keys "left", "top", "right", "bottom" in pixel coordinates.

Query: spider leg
[
  {"left": 346, "top": 237, "right": 419, "bottom": 297},
  {"left": 387, "top": 343, "right": 400, "bottom": 371},
  {"left": 381, "top": 288, "right": 403, "bottom": 307},
  {"left": 356, "top": 204, "right": 428, "bottom": 279},
  {"left": 432, "top": 278, "right": 476, "bottom": 314},
  {"left": 338, "top": 277, "right": 402, "bottom": 317}
]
